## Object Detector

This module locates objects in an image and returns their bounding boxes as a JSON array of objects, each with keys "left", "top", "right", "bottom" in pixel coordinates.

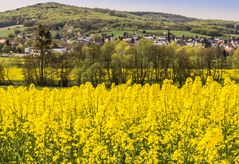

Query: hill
[{"left": 0, "top": 2, "right": 239, "bottom": 38}]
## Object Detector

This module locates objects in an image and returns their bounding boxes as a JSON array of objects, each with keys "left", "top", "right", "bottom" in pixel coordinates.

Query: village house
[
  {"left": 52, "top": 47, "right": 67, "bottom": 54},
  {"left": 122, "top": 37, "right": 137, "bottom": 45},
  {"left": 175, "top": 37, "right": 187, "bottom": 46},
  {"left": 25, "top": 46, "right": 67, "bottom": 55},
  {"left": 78, "top": 36, "right": 92, "bottom": 45},
  {"left": 18, "top": 31, "right": 239, "bottom": 56},
  {"left": 24, "top": 47, "right": 38, "bottom": 54},
  {"left": 101, "top": 34, "right": 115, "bottom": 43},
  {"left": 157, "top": 36, "right": 169, "bottom": 45},
  {"left": 0, "top": 38, "right": 6, "bottom": 44}
]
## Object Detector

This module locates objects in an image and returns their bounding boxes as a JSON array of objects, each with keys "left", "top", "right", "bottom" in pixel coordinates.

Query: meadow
[
  {"left": 0, "top": 25, "right": 26, "bottom": 38},
  {"left": 0, "top": 77, "right": 238, "bottom": 163},
  {"left": 103, "top": 29, "right": 209, "bottom": 38}
]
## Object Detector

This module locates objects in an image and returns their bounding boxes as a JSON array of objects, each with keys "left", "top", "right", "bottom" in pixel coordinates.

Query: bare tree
[{"left": 35, "top": 24, "right": 52, "bottom": 86}]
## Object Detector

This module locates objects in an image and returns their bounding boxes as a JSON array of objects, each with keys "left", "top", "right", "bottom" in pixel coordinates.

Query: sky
[{"left": 1, "top": 0, "right": 238, "bottom": 21}]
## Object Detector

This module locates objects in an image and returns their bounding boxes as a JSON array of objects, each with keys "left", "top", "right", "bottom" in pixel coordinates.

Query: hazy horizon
[{"left": 1, "top": 0, "right": 239, "bottom": 21}]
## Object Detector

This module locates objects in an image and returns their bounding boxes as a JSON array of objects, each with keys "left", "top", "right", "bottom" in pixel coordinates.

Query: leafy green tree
[
  {"left": 49, "top": 52, "right": 74, "bottom": 87},
  {"left": 14, "top": 30, "right": 21, "bottom": 35},
  {"left": 174, "top": 47, "right": 192, "bottom": 86},
  {"left": 229, "top": 48, "right": 239, "bottom": 68},
  {"left": 78, "top": 44, "right": 102, "bottom": 85},
  {"left": 101, "top": 41, "right": 116, "bottom": 81},
  {"left": 16, "top": 44, "right": 24, "bottom": 53},
  {"left": 0, "top": 64, "right": 5, "bottom": 84},
  {"left": 0, "top": 44, "right": 4, "bottom": 52},
  {"left": 55, "top": 32, "right": 61, "bottom": 40},
  {"left": 111, "top": 41, "right": 131, "bottom": 84},
  {"left": 134, "top": 39, "right": 154, "bottom": 84},
  {"left": 2, "top": 44, "right": 11, "bottom": 53},
  {"left": 162, "top": 43, "right": 177, "bottom": 80}
]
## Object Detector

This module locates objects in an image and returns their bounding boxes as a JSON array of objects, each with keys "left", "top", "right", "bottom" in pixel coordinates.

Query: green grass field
[
  {"left": 224, "top": 34, "right": 239, "bottom": 38},
  {"left": 102, "top": 29, "right": 209, "bottom": 38},
  {"left": 170, "top": 30, "right": 209, "bottom": 37},
  {"left": 145, "top": 29, "right": 209, "bottom": 37},
  {"left": 0, "top": 25, "right": 26, "bottom": 38},
  {"left": 103, "top": 29, "right": 141, "bottom": 36}
]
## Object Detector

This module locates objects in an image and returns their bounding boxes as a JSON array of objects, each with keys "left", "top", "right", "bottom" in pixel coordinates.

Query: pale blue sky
[{"left": 1, "top": 0, "right": 238, "bottom": 21}]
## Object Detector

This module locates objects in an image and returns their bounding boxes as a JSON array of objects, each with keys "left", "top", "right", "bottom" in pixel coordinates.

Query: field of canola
[{"left": 0, "top": 77, "right": 238, "bottom": 163}]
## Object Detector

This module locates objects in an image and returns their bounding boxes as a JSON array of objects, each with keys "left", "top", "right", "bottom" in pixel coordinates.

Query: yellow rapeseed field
[{"left": 0, "top": 77, "right": 238, "bottom": 163}]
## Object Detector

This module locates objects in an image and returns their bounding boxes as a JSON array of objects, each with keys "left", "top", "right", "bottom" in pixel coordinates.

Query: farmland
[
  {"left": 0, "top": 25, "right": 26, "bottom": 38},
  {"left": 0, "top": 78, "right": 238, "bottom": 162},
  {"left": 0, "top": 2, "right": 239, "bottom": 163}
]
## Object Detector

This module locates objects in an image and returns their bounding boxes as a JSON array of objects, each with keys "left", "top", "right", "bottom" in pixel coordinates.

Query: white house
[
  {"left": 52, "top": 47, "right": 67, "bottom": 54},
  {"left": 78, "top": 36, "right": 92, "bottom": 45},
  {"left": 24, "top": 47, "right": 35, "bottom": 54},
  {"left": 25, "top": 47, "right": 67, "bottom": 55}
]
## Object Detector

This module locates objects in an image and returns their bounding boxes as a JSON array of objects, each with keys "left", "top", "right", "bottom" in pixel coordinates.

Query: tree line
[{"left": 1, "top": 25, "right": 239, "bottom": 87}]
